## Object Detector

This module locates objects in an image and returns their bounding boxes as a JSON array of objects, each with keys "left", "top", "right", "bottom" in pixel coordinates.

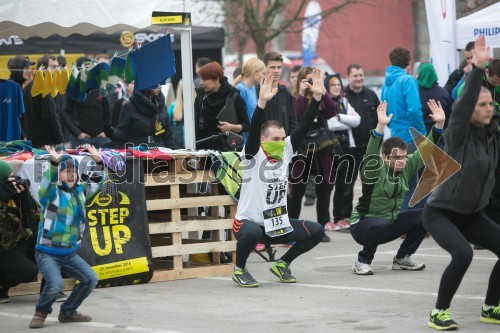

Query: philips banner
[
  {"left": 425, "top": 0, "right": 457, "bottom": 87},
  {"left": 302, "top": 0, "right": 322, "bottom": 66},
  {"left": 456, "top": 2, "right": 500, "bottom": 49},
  {"left": 79, "top": 158, "right": 154, "bottom": 287}
]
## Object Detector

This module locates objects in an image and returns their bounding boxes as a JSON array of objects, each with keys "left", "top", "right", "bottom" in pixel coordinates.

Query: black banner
[{"left": 79, "top": 158, "right": 153, "bottom": 287}]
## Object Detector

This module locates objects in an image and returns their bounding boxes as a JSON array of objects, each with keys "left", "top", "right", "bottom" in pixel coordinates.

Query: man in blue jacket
[{"left": 381, "top": 47, "right": 426, "bottom": 211}]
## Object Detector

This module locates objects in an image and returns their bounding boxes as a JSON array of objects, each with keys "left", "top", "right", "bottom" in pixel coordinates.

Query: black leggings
[
  {"left": 232, "top": 218, "right": 324, "bottom": 268},
  {"left": 423, "top": 205, "right": 500, "bottom": 309},
  {"left": 288, "top": 182, "right": 331, "bottom": 226}
]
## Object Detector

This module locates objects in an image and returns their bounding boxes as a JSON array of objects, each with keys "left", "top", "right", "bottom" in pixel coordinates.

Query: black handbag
[
  {"left": 299, "top": 127, "right": 340, "bottom": 155},
  {"left": 217, "top": 91, "right": 239, "bottom": 124}
]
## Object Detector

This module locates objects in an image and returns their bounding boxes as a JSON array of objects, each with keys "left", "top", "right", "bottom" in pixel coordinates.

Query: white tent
[
  {"left": 456, "top": 2, "right": 500, "bottom": 49},
  {"left": 0, "top": 0, "right": 198, "bottom": 149}
]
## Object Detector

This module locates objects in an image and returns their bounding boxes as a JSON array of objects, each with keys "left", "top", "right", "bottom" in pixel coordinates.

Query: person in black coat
[
  {"left": 104, "top": 86, "right": 175, "bottom": 148},
  {"left": 194, "top": 62, "right": 249, "bottom": 151},
  {"left": 417, "top": 63, "right": 452, "bottom": 134}
]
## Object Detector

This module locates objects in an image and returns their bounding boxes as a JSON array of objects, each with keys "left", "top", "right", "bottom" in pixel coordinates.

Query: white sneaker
[
  {"left": 392, "top": 255, "right": 425, "bottom": 271},
  {"left": 352, "top": 261, "right": 374, "bottom": 275}
]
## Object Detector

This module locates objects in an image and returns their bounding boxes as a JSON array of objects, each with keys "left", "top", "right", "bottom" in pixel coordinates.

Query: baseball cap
[{"left": 7, "top": 55, "right": 35, "bottom": 70}]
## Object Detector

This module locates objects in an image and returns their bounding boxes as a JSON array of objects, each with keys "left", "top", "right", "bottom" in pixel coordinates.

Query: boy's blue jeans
[{"left": 35, "top": 250, "right": 98, "bottom": 315}]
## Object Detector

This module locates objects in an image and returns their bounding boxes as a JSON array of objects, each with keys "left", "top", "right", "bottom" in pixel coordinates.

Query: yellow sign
[
  {"left": 92, "top": 257, "right": 150, "bottom": 280},
  {"left": 152, "top": 16, "right": 183, "bottom": 24}
]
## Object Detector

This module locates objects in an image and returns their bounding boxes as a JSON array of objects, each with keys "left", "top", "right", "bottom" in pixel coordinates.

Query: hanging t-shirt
[
  {"left": 235, "top": 137, "right": 295, "bottom": 236},
  {"left": 0, "top": 80, "right": 25, "bottom": 142}
]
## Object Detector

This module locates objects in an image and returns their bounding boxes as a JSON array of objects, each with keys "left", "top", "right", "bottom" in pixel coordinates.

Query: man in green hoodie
[{"left": 349, "top": 99, "right": 445, "bottom": 275}]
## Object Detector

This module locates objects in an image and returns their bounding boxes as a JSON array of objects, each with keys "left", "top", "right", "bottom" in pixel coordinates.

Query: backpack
[{"left": 210, "top": 151, "right": 242, "bottom": 201}]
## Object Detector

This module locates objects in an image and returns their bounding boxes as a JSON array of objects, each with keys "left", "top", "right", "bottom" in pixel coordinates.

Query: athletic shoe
[
  {"left": 480, "top": 304, "right": 500, "bottom": 324},
  {"left": 270, "top": 260, "right": 296, "bottom": 283},
  {"left": 56, "top": 292, "right": 68, "bottom": 302},
  {"left": 335, "top": 219, "right": 350, "bottom": 230},
  {"left": 325, "top": 221, "right": 340, "bottom": 231},
  {"left": 321, "top": 233, "right": 331, "bottom": 242},
  {"left": 304, "top": 196, "right": 315, "bottom": 206},
  {"left": 392, "top": 255, "right": 425, "bottom": 271},
  {"left": 58, "top": 311, "right": 92, "bottom": 323},
  {"left": 428, "top": 308, "right": 458, "bottom": 331},
  {"left": 255, "top": 243, "right": 266, "bottom": 252},
  {"left": 352, "top": 261, "right": 374, "bottom": 275},
  {"left": 232, "top": 268, "right": 259, "bottom": 288}
]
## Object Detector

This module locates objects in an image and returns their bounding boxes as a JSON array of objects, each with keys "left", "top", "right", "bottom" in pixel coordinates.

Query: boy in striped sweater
[{"left": 29, "top": 145, "right": 104, "bottom": 329}]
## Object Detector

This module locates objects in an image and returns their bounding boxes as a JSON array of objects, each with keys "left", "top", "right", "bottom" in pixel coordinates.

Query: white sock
[
  {"left": 483, "top": 304, "right": 492, "bottom": 311},
  {"left": 431, "top": 309, "right": 443, "bottom": 315},
  {"left": 234, "top": 266, "right": 241, "bottom": 271}
]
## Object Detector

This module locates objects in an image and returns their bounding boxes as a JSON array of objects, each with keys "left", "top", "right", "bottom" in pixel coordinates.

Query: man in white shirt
[{"left": 232, "top": 70, "right": 326, "bottom": 288}]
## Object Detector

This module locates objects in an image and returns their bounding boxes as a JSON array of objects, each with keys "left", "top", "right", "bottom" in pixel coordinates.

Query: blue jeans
[
  {"left": 70, "top": 135, "right": 110, "bottom": 148},
  {"left": 35, "top": 250, "right": 98, "bottom": 315},
  {"left": 350, "top": 209, "right": 427, "bottom": 264}
]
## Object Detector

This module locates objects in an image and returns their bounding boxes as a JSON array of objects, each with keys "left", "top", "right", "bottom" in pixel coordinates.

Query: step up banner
[{"left": 79, "top": 158, "right": 154, "bottom": 287}]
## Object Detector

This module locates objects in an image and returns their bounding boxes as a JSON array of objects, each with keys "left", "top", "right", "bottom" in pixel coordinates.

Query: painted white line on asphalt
[
  {"left": 0, "top": 311, "right": 182, "bottom": 333},
  {"left": 413, "top": 254, "right": 497, "bottom": 260},
  {"left": 312, "top": 247, "right": 442, "bottom": 260},
  {"left": 205, "top": 277, "right": 484, "bottom": 301}
]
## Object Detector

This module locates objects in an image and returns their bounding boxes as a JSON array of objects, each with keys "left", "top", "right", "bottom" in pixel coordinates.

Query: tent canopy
[
  {"left": 456, "top": 2, "right": 500, "bottom": 49},
  {"left": 0, "top": 27, "right": 224, "bottom": 55},
  {"left": 0, "top": 0, "right": 190, "bottom": 39}
]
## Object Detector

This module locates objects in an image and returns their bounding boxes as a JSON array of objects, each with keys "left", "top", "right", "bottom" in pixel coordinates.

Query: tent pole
[{"left": 180, "top": 27, "right": 195, "bottom": 150}]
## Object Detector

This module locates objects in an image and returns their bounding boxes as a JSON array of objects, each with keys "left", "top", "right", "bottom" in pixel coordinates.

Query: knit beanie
[
  {"left": 0, "top": 160, "right": 14, "bottom": 182},
  {"left": 417, "top": 63, "right": 438, "bottom": 89}
]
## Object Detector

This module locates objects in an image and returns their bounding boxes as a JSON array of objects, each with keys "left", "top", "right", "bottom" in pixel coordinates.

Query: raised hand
[
  {"left": 45, "top": 145, "right": 63, "bottom": 163},
  {"left": 86, "top": 144, "right": 103, "bottom": 164},
  {"left": 376, "top": 101, "right": 392, "bottom": 126},
  {"left": 257, "top": 74, "right": 279, "bottom": 109},
  {"left": 472, "top": 35, "right": 490, "bottom": 70},
  {"left": 309, "top": 68, "right": 326, "bottom": 100},
  {"left": 427, "top": 99, "right": 446, "bottom": 128}
]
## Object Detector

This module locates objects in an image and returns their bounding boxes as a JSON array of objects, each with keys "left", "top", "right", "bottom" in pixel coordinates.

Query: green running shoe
[
  {"left": 428, "top": 308, "right": 458, "bottom": 331},
  {"left": 270, "top": 260, "right": 296, "bottom": 283},
  {"left": 232, "top": 268, "right": 259, "bottom": 288},
  {"left": 480, "top": 304, "right": 500, "bottom": 324}
]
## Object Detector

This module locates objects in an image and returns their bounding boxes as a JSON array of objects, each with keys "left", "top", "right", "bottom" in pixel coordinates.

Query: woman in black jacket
[
  {"left": 423, "top": 36, "right": 500, "bottom": 331},
  {"left": 194, "top": 62, "right": 249, "bottom": 151},
  {"left": 105, "top": 86, "right": 175, "bottom": 148}
]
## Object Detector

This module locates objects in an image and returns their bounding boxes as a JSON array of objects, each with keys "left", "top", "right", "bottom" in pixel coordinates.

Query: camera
[
  {"left": 307, "top": 78, "right": 313, "bottom": 85},
  {"left": 14, "top": 176, "right": 30, "bottom": 189}
]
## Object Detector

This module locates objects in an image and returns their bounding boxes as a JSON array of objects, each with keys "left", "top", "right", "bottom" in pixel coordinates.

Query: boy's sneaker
[
  {"left": 58, "top": 311, "right": 92, "bottom": 323},
  {"left": 428, "top": 308, "right": 458, "bottom": 331},
  {"left": 392, "top": 255, "right": 425, "bottom": 271},
  {"left": 29, "top": 311, "right": 48, "bottom": 329},
  {"left": 352, "top": 261, "right": 374, "bottom": 275},
  {"left": 232, "top": 268, "right": 259, "bottom": 288},
  {"left": 0, "top": 286, "right": 9, "bottom": 304},
  {"left": 480, "top": 304, "right": 500, "bottom": 324},
  {"left": 270, "top": 260, "right": 296, "bottom": 283}
]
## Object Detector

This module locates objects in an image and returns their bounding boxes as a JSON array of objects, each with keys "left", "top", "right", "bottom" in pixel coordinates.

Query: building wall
[{"left": 285, "top": 0, "right": 415, "bottom": 76}]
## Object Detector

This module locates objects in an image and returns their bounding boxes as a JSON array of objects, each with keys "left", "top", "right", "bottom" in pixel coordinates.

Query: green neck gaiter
[{"left": 261, "top": 141, "right": 285, "bottom": 161}]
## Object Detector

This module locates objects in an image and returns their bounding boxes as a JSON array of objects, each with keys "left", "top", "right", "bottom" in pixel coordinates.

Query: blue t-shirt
[
  {"left": 0, "top": 80, "right": 25, "bottom": 142},
  {"left": 236, "top": 82, "right": 257, "bottom": 143}
]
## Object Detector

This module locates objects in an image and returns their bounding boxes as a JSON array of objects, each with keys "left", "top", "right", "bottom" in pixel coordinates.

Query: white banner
[
  {"left": 425, "top": 0, "right": 457, "bottom": 87},
  {"left": 456, "top": 2, "right": 500, "bottom": 49},
  {"left": 302, "top": 0, "right": 322, "bottom": 66}
]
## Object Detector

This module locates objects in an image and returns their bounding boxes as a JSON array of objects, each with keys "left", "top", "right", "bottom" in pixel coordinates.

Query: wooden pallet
[{"left": 144, "top": 156, "right": 237, "bottom": 282}]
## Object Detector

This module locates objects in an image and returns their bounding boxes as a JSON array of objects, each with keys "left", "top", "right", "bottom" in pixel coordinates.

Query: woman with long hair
[{"left": 288, "top": 66, "right": 338, "bottom": 242}]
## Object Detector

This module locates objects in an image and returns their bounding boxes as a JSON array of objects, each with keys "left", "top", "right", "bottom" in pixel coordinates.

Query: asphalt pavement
[{"left": 1, "top": 190, "right": 499, "bottom": 333}]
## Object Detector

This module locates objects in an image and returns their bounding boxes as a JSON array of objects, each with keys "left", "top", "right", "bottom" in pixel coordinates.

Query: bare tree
[{"left": 212, "top": 0, "right": 361, "bottom": 61}]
